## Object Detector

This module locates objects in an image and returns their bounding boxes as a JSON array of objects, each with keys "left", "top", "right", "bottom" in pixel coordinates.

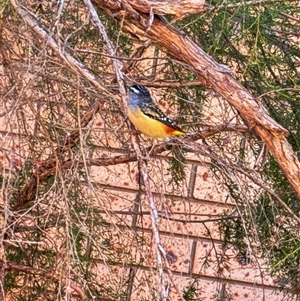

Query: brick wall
[
  {"left": 88, "top": 148, "right": 285, "bottom": 300},
  {"left": 0, "top": 62, "right": 287, "bottom": 300}
]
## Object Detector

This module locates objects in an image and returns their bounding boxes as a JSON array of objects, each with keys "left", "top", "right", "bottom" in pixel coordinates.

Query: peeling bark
[{"left": 126, "top": 0, "right": 206, "bottom": 19}]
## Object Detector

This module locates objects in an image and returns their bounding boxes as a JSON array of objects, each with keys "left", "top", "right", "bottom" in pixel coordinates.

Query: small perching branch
[
  {"left": 73, "top": 1, "right": 172, "bottom": 299},
  {"left": 139, "top": 162, "right": 169, "bottom": 301}
]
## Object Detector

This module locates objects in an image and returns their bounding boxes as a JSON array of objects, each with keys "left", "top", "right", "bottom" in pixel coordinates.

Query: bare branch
[{"left": 139, "top": 158, "right": 167, "bottom": 300}]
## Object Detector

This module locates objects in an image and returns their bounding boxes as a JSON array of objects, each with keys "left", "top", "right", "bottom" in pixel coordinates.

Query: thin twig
[
  {"left": 82, "top": 0, "right": 126, "bottom": 98},
  {"left": 139, "top": 157, "right": 166, "bottom": 300}
]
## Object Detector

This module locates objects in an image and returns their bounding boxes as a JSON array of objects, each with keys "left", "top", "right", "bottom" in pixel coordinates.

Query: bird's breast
[{"left": 127, "top": 107, "right": 183, "bottom": 138}]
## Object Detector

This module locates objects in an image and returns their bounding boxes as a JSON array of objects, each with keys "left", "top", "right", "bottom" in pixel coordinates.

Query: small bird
[{"left": 127, "top": 85, "right": 185, "bottom": 139}]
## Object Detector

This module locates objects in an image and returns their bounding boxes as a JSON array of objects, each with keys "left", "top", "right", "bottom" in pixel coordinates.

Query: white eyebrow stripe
[{"left": 130, "top": 86, "right": 141, "bottom": 94}]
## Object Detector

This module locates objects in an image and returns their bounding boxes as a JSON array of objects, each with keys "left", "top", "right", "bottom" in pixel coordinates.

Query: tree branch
[{"left": 126, "top": 0, "right": 206, "bottom": 19}]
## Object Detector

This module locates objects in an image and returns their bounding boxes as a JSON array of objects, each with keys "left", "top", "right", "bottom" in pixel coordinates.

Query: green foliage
[
  {"left": 0, "top": 1, "right": 8, "bottom": 13},
  {"left": 254, "top": 192, "right": 300, "bottom": 295},
  {"left": 168, "top": 144, "right": 186, "bottom": 186},
  {"left": 181, "top": 1, "right": 300, "bottom": 296},
  {"left": 2, "top": 0, "right": 300, "bottom": 300},
  {"left": 183, "top": 279, "right": 202, "bottom": 301}
]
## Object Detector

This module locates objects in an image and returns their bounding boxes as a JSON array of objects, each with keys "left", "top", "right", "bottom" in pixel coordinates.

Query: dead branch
[{"left": 83, "top": 0, "right": 126, "bottom": 98}]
